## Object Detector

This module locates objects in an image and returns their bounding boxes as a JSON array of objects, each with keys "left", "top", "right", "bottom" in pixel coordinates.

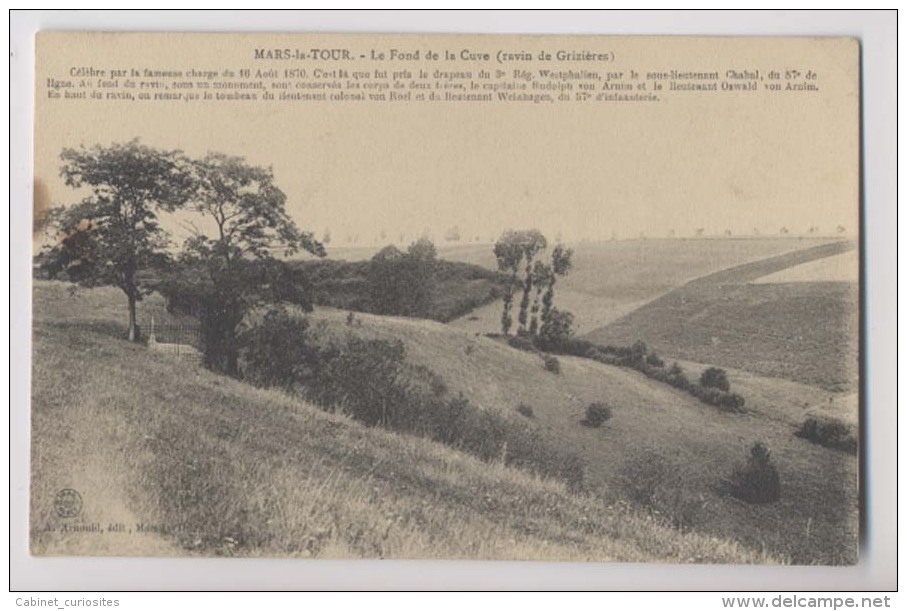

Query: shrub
[
  {"left": 667, "top": 371, "right": 692, "bottom": 391},
  {"left": 308, "top": 336, "right": 409, "bottom": 427},
  {"left": 628, "top": 340, "right": 648, "bottom": 365},
  {"left": 586, "top": 348, "right": 620, "bottom": 366},
  {"left": 516, "top": 404, "right": 534, "bottom": 418},
  {"left": 543, "top": 355, "right": 561, "bottom": 374},
  {"left": 718, "top": 392, "right": 746, "bottom": 412},
  {"left": 646, "top": 351, "right": 665, "bottom": 367},
  {"left": 537, "top": 307, "right": 575, "bottom": 351},
  {"left": 366, "top": 239, "right": 437, "bottom": 318},
  {"left": 583, "top": 402, "right": 612, "bottom": 427},
  {"left": 548, "top": 338, "right": 747, "bottom": 414},
  {"left": 642, "top": 363, "right": 669, "bottom": 383},
  {"left": 560, "top": 337, "right": 595, "bottom": 358},
  {"left": 242, "top": 316, "right": 585, "bottom": 489},
  {"left": 507, "top": 334, "right": 539, "bottom": 353},
  {"left": 729, "top": 442, "right": 781, "bottom": 504},
  {"left": 700, "top": 367, "right": 731, "bottom": 392},
  {"left": 435, "top": 395, "right": 584, "bottom": 490},
  {"left": 795, "top": 413, "right": 857, "bottom": 454},
  {"left": 240, "top": 307, "right": 320, "bottom": 391}
]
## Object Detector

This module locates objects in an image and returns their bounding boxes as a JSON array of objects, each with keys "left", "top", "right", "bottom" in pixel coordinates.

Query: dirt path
[{"left": 30, "top": 329, "right": 181, "bottom": 557}]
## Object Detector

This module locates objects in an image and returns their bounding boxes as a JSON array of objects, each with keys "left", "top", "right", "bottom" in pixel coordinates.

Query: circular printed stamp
[{"left": 54, "top": 488, "right": 83, "bottom": 518}]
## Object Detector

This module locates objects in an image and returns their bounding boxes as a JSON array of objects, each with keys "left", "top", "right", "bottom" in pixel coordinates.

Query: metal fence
[
  {"left": 61, "top": 321, "right": 205, "bottom": 364},
  {"left": 140, "top": 322, "right": 205, "bottom": 364},
  {"left": 137, "top": 322, "right": 202, "bottom": 349}
]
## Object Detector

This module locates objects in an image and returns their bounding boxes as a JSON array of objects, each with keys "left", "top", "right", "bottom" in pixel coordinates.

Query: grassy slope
[
  {"left": 31, "top": 282, "right": 766, "bottom": 563},
  {"left": 583, "top": 241, "right": 859, "bottom": 392},
  {"left": 446, "top": 238, "right": 841, "bottom": 335},
  {"left": 308, "top": 308, "right": 859, "bottom": 564}
]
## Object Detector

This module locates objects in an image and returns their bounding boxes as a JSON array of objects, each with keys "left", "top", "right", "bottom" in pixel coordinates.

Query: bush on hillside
[
  {"left": 582, "top": 402, "right": 612, "bottom": 427},
  {"left": 687, "top": 384, "right": 746, "bottom": 412},
  {"left": 729, "top": 442, "right": 781, "bottom": 504},
  {"left": 628, "top": 340, "right": 649, "bottom": 366},
  {"left": 646, "top": 351, "right": 665, "bottom": 367},
  {"left": 543, "top": 355, "right": 561, "bottom": 374},
  {"left": 240, "top": 314, "right": 584, "bottom": 488},
  {"left": 795, "top": 413, "right": 857, "bottom": 454},
  {"left": 538, "top": 336, "right": 746, "bottom": 414},
  {"left": 308, "top": 336, "right": 410, "bottom": 427},
  {"left": 507, "top": 334, "right": 539, "bottom": 353},
  {"left": 434, "top": 394, "right": 584, "bottom": 490},
  {"left": 558, "top": 337, "right": 596, "bottom": 358},
  {"left": 516, "top": 404, "right": 534, "bottom": 418},
  {"left": 536, "top": 308, "right": 575, "bottom": 351},
  {"left": 700, "top": 367, "right": 731, "bottom": 392},
  {"left": 240, "top": 307, "right": 321, "bottom": 391}
]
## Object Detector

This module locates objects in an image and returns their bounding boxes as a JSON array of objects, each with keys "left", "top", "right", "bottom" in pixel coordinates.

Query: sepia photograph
[{"left": 12, "top": 14, "right": 895, "bottom": 593}]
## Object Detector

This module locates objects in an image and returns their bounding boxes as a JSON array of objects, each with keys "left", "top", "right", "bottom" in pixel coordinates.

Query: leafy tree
[
  {"left": 404, "top": 237, "right": 439, "bottom": 317},
  {"left": 367, "top": 244, "right": 405, "bottom": 315},
  {"left": 174, "top": 152, "right": 324, "bottom": 375},
  {"left": 528, "top": 260, "right": 553, "bottom": 336},
  {"left": 366, "top": 238, "right": 438, "bottom": 318},
  {"left": 516, "top": 230, "right": 548, "bottom": 334},
  {"left": 540, "top": 244, "right": 573, "bottom": 331},
  {"left": 407, "top": 236, "right": 437, "bottom": 261},
  {"left": 494, "top": 230, "right": 572, "bottom": 337},
  {"left": 493, "top": 230, "right": 525, "bottom": 335},
  {"left": 39, "top": 140, "right": 192, "bottom": 341}
]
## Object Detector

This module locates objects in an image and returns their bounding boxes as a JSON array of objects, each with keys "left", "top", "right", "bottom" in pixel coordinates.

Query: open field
[
  {"left": 304, "top": 307, "right": 858, "bottom": 564},
  {"left": 31, "top": 282, "right": 770, "bottom": 563},
  {"left": 445, "top": 238, "right": 844, "bottom": 335},
  {"left": 751, "top": 250, "right": 858, "bottom": 284},
  {"left": 585, "top": 241, "right": 859, "bottom": 392}
]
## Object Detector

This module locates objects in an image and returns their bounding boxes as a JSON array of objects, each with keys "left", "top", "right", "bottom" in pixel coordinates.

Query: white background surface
[{"left": 7, "top": 10, "right": 898, "bottom": 593}]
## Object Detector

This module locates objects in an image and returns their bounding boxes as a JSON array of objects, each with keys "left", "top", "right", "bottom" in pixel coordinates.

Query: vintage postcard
[{"left": 31, "top": 32, "right": 860, "bottom": 565}]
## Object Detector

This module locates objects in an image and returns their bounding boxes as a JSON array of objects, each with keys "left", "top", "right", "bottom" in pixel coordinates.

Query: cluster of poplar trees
[{"left": 493, "top": 229, "right": 574, "bottom": 341}]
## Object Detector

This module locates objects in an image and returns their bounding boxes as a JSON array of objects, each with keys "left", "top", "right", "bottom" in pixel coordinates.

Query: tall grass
[
  {"left": 31, "top": 323, "right": 772, "bottom": 562},
  {"left": 240, "top": 307, "right": 585, "bottom": 488}
]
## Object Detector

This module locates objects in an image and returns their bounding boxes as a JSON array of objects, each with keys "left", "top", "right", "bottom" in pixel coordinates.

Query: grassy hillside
[
  {"left": 305, "top": 308, "right": 859, "bottom": 564},
  {"left": 31, "top": 281, "right": 767, "bottom": 562},
  {"left": 446, "top": 238, "right": 842, "bottom": 335},
  {"left": 585, "top": 241, "right": 859, "bottom": 391}
]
